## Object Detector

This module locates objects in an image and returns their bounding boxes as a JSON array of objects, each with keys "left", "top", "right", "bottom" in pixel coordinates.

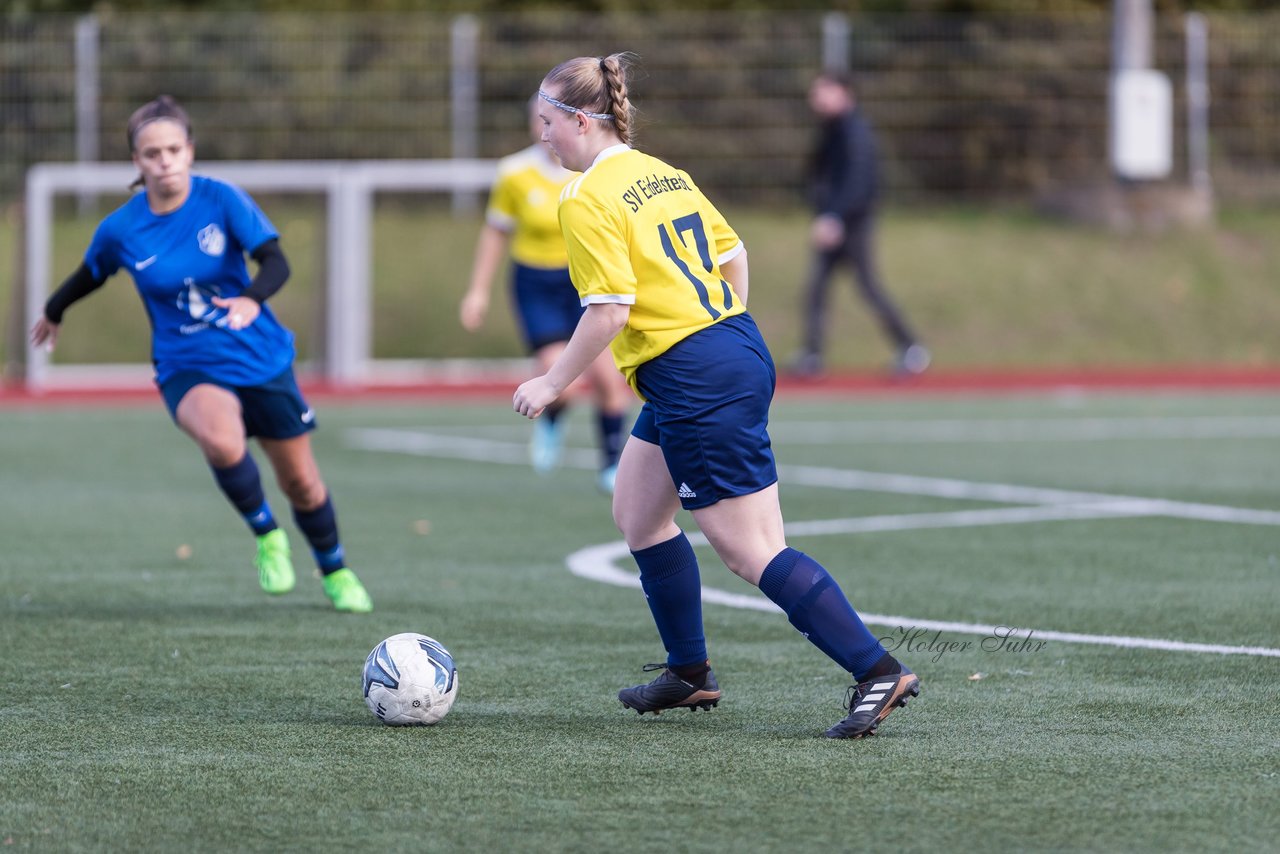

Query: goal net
[{"left": 23, "top": 159, "right": 499, "bottom": 391}]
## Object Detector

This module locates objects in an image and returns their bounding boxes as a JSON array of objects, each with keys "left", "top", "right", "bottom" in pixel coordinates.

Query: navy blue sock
[
  {"left": 544, "top": 402, "right": 565, "bottom": 425},
  {"left": 597, "top": 412, "right": 624, "bottom": 469},
  {"left": 292, "top": 495, "right": 345, "bottom": 575},
  {"left": 758, "top": 548, "right": 888, "bottom": 681},
  {"left": 211, "top": 454, "right": 277, "bottom": 536},
  {"left": 632, "top": 532, "right": 707, "bottom": 667}
]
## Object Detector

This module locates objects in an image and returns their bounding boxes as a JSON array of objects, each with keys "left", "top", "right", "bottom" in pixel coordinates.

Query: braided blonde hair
[{"left": 543, "top": 52, "right": 636, "bottom": 145}]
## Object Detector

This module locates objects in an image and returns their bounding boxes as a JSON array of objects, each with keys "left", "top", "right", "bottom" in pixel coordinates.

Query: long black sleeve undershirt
[
  {"left": 44, "top": 263, "right": 107, "bottom": 324},
  {"left": 242, "top": 238, "right": 290, "bottom": 304},
  {"left": 45, "top": 238, "right": 289, "bottom": 324}
]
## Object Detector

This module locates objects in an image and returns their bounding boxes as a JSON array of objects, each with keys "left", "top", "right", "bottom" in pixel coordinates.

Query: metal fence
[{"left": 3, "top": 10, "right": 1279, "bottom": 206}]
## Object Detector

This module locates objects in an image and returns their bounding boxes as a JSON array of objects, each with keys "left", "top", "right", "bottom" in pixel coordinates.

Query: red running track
[{"left": 3, "top": 365, "right": 1279, "bottom": 409}]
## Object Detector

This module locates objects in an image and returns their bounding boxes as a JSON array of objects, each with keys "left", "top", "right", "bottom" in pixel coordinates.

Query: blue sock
[
  {"left": 758, "top": 548, "right": 887, "bottom": 680},
  {"left": 211, "top": 454, "right": 277, "bottom": 536},
  {"left": 597, "top": 412, "right": 624, "bottom": 468},
  {"left": 293, "top": 495, "right": 345, "bottom": 575},
  {"left": 632, "top": 532, "right": 707, "bottom": 667}
]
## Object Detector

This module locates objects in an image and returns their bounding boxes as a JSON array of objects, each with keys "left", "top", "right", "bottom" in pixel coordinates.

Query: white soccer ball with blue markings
[{"left": 362, "top": 632, "right": 459, "bottom": 726}]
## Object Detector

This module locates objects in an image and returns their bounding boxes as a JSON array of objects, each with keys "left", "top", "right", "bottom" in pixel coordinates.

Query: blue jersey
[{"left": 84, "top": 175, "right": 295, "bottom": 386}]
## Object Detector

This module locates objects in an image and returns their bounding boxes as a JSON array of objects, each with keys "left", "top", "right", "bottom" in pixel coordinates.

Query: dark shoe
[
  {"left": 788, "top": 351, "right": 824, "bottom": 378},
  {"left": 618, "top": 663, "right": 721, "bottom": 714},
  {"left": 824, "top": 667, "right": 919, "bottom": 739}
]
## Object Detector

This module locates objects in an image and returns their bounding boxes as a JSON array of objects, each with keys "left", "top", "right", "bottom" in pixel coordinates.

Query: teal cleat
[
  {"left": 255, "top": 529, "right": 296, "bottom": 595},
  {"left": 598, "top": 463, "right": 619, "bottom": 494},
  {"left": 529, "top": 417, "right": 565, "bottom": 474},
  {"left": 322, "top": 568, "right": 373, "bottom": 613}
]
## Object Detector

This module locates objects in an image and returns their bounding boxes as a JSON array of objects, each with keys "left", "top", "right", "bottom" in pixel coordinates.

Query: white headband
[{"left": 538, "top": 90, "right": 615, "bottom": 121}]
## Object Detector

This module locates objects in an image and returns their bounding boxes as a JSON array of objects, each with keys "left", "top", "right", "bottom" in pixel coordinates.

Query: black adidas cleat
[
  {"left": 824, "top": 667, "right": 919, "bottom": 739},
  {"left": 618, "top": 663, "right": 721, "bottom": 715}
]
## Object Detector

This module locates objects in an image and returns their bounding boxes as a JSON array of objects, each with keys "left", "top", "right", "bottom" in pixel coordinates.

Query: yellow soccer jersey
[
  {"left": 558, "top": 145, "right": 745, "bottom": 390},
  {"left": 486, "top": 145, "right": 575, "bottom": 269}
]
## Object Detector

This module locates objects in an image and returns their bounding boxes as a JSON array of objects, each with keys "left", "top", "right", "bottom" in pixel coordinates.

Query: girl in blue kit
[
  {"left": 30, "top": 95, "right": 372, "bottom": 613},
  {"left": 513, "top": 55, "right": 918, "bottom": 738}
]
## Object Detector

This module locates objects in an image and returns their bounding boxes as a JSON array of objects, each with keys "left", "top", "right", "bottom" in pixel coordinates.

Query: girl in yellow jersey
[
  {"left": 461, "top": 98, "right": 631, "bottom": 492},
  {"left": 513, "top": 55, "right": 919, "bottom": 739}
]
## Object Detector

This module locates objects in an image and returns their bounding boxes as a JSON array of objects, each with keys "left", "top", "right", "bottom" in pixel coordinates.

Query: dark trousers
[{"left": 800, "top": 213, "right": 916, "bottom": 357}]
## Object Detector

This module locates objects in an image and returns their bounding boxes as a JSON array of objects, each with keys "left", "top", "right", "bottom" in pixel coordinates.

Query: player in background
[
  {"left": 791, "top": 69, "right": 929, "bottom": 378},
  {"left": 29, "top": 95, "right": 372, "bottom": 613},
  {"left": 513, "top": 55, "right": 919, "bottom": 738},
  {"left": 460, "top": 97, "right": 632, "bottom": 493}
]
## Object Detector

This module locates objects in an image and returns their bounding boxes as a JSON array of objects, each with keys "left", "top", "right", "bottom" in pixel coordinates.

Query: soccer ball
[{"left": 362, "top": 632, "right": 459, "bottom": 726}]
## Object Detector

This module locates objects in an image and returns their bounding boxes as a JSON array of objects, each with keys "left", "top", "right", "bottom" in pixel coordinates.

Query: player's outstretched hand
[
  {"left": 513, "top": 375, "right": 560, "bottom": 419},
  {"left": 212, "top": 296, "right": 261, "bottom": 331},
  {"left": 459, "top": 290, "right": 489, "bottom": 332},
  {"left": 811, "top": 214, "right": 845, "bottom": 251},
  {"left": 30, "top": 316, "right": 59, "bottom": 352}
]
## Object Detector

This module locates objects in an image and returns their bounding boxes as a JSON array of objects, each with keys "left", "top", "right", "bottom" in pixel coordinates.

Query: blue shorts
[
  {"left": 511, "top": 263, "right": 584, "bottom": 352},
  {"left": 630, "top": 313, "right": 778, "bottom": 510},
  {"left": 159, "top": 366, "right": 316, "bottom": 440}
]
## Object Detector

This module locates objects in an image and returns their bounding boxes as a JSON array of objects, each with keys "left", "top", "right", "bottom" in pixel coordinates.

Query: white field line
[
  {"left": 773, "top": 415, "right": 1280, "bottom": 444},
  {"left": 354, "top": 414, "right": 1280, "bottom": 446},
  {"left": 348, "top": 427, "right": 1280, "bottom": 658},
  {"left": 779, "top": 502, "right": 1156, "bottom": 536},
  {"left": 346, "top": 427, "right": 600, "bottom": 469},
  {"left": 780, "top": 465, "right": 1280, "bottom": 526},
  {"left": 565, "top": 519, "right": 1280, "bottom": 659},
  {"left": 348, "top": 428, "right": 1280, "bottom": 526}
]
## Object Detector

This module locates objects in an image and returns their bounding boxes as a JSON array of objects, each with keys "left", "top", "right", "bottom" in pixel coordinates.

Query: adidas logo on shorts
[{"left": 677, "top": 482, "right": 697, "bottom": 499}]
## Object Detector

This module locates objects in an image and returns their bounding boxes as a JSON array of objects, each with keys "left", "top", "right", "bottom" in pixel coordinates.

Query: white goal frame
[{"left": 24, "top": 159, "right": 499, "bottom": 390}]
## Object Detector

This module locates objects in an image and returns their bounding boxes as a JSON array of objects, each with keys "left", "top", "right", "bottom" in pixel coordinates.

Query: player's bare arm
[
  {"left": 721, "top": 249, "right": 749, "bottom": 307},
  {"left": 514, "top": 302, "right": 629, "bottom": 418}
]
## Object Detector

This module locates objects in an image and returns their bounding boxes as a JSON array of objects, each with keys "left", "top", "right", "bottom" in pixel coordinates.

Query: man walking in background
[{"left": 791, "top": 69, "right": 930, "bottom": 378}]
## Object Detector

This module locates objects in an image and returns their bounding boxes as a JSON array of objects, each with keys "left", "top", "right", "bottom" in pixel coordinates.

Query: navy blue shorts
[
  {"left": 159, "top": 366, "right": 316, "bottom": 440},
  {"left": 510, "top": 263, "right": 584, "bottom": 353},
  {"left": 630, "top": 313, "right": 778, "bottom": 510}
]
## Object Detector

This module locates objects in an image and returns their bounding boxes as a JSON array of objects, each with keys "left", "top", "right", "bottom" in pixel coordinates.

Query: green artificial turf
[{"left": 2, "top": 392, "right": 1278, "bottom": 851}]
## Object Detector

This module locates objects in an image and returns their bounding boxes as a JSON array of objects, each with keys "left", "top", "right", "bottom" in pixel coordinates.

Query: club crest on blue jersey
[{"left": 197, "top": 223, "right": 226, "bottom": 257}]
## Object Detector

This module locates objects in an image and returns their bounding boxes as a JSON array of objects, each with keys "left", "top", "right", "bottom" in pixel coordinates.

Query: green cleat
[
  {"left": 255, "top": 529, "right": 296, "bottom": 595},
  {"left": 322, "top": 568, "right": 373, "bottom": 613}
]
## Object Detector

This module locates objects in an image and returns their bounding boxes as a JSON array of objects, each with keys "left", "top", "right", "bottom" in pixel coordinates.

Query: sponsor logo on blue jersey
[{"left": 175, "top": 278, "right": 228, "bottom": 334}]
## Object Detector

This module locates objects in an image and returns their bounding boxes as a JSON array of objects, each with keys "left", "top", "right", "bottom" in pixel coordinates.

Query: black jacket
[{"left": 808, "top": 107, "right": 879, "bottom": 220}]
